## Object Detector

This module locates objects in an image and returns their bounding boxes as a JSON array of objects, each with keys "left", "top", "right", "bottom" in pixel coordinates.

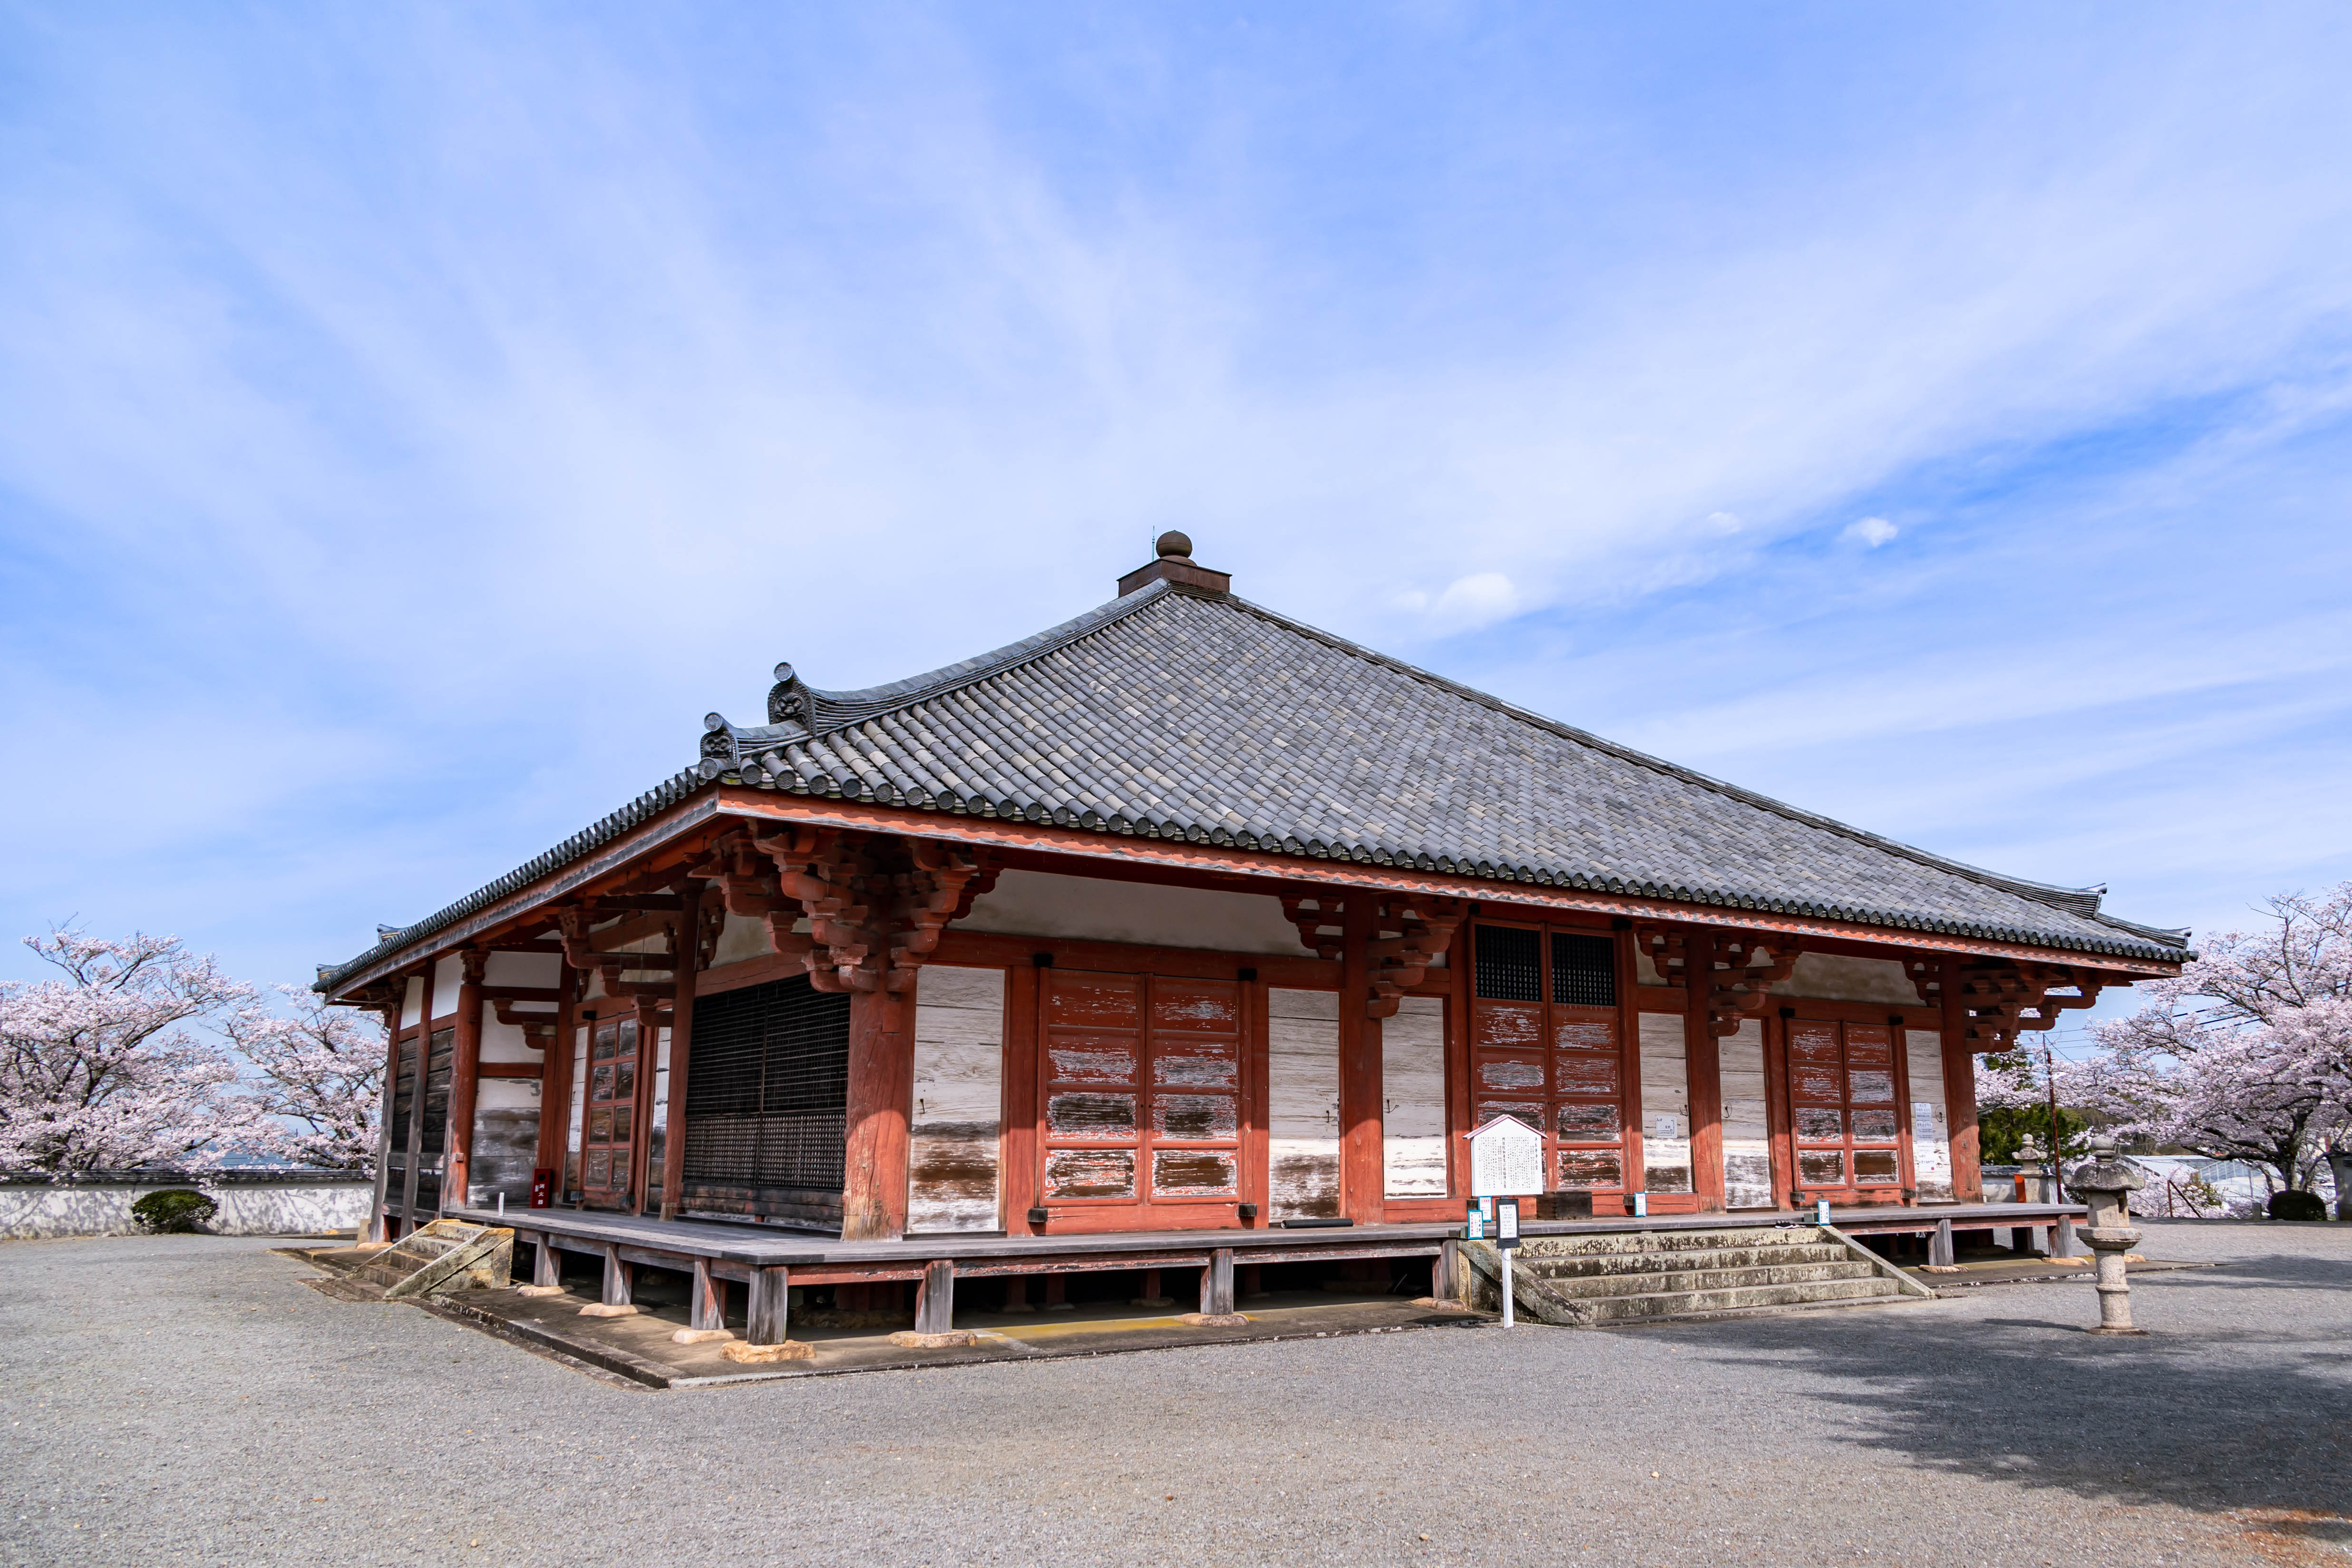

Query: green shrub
[
  {"left": 131, "top": 1188, "right": 218, "bottom": 1234},
  {"left": 2268, "top": 1189, "right": 2328, "bottom": 1222}
]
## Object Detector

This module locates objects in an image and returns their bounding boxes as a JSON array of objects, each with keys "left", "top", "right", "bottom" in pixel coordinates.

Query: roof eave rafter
[{"left": 321, "top": 785, "right": 2181, "bottom": 999}]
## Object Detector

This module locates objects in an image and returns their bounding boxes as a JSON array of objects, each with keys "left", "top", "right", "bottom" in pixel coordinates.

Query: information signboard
[{"left": 1464, "top": 1114, "right": 1544, "bottom": 1198}]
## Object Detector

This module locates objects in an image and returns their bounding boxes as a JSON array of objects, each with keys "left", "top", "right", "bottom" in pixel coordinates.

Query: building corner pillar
[
  {"left": 1338, "top": 896, "right": 1384, "bottom": 1225},
  {"left": 443, "top": 951, "right": 487, "bottom": 1214},
  {"left": 1686, "top": 932, "right": 1726, "bottom": 1213},
  {"left": 841, "top": 984, "right": 916, "bottom": 1240},
  {"left": 1940, "top": 974, "right": 1983, "bottom": 1202}
]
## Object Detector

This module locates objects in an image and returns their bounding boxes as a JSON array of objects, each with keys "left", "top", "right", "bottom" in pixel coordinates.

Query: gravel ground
[{"left": 2, "top": 1219, "right": 2348, "bottom": 1567}]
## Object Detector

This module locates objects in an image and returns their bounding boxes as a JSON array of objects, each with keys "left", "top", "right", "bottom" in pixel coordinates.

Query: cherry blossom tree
[
  {"left": 2059, "top": 885, "right": 2352, "bottom": 1206},
  {"left": 222, "top": 986, "right": 384, "bottom": 1170},
  {"left": 0, "top": 929, "right": 264, "bottom": 1172}
]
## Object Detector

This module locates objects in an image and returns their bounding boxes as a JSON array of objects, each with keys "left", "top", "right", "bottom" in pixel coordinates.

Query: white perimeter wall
[{"left": 0, "top": 1179, "right": 372, "bottom": 1239}]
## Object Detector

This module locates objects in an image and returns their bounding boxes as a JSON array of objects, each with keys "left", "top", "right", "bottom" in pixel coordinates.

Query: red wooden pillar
[
  {"left": 442, "top": 951, "right": 488, "bottom": 1213},
  {"left": 1764, "top": 1008, "right": 1796, "bottom": 1211},
  {"left": 1338, "top": 896, "right": 1384, "bottom": 1224},
  {"left": 659, "top": 886, "right": 705, "bottom": 1220},
  {"left": 841, "top": 984, "right": 916, "bottom": 1240},
  {"left": 1685, "top": 932, "right": 1727, "bottom": 1213},
  {"left": 1940, "top": 972, "right": 1983, "bottom": 1201},
  {"left": 398, "top": 961, "right": 436, "bottom": 1223},
  {"left": 1444, "top": 917, "right": 1475, "bottom": 1200},
  {"left": 535, "top": 958, "right": 577, "bottom": 1190},
  {"left": 1238, "top": 973, "right": 1268, "bottom": 1223},
  {"left": 366, "top": 985, "right": 405, "bottom": 1241},
  {"left": 1001, "top": 963, "right": 1040, "bottom": 1231}
]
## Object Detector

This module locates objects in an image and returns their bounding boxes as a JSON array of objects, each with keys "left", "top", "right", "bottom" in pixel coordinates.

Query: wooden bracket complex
[
  {"left": 1633, "top": 924, "right": 1799, "bottom": 1034},
  {"left": 1633, "top": 924, "right": 1688, "bottom": 988},
  {"left": 1705, "top": 932, "right": 1801, "bottom": 1037},
  {"left": 749, "top": 827, "right": 988, "bottom": 993},
  {"left": 1912, "top": 956, "right": 2107, "bottom": 1051},
  {"left": 1281, "top": 895, "right": 1346, "bottom": 960},
  {"left": 1365, "top": 897, "right": 1467, "bottom": 1019}
]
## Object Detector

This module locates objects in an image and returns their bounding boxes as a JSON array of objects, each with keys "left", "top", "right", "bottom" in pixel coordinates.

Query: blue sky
[{"left": 4, "top": 3, "right": 2350, "bottom": 1042}]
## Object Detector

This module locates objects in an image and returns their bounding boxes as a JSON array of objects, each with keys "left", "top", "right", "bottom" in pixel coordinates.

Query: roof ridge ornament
[
  {"left": 767, "top": 662, "right": 809, "bottom": 726},
  {"left": 1117, "top": 530, "right": 1231, "bottom": 598}
]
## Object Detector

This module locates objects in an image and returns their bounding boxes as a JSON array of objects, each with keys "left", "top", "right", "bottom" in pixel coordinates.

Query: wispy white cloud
[
  {"left": 2, "top": 5, "right": 2349, "bottom": 983},
  {"left": 1841, "top": 516, "right": 1896, "bottom": 547}
]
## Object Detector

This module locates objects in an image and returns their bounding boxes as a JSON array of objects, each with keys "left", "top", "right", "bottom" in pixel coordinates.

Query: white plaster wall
[
  {"left": 956, "top": 870, "right": 1312, "bottom": 956},
  {"left": 1773, "top": 954, "right": 1919, "bottom": 1006},
  {"left": 1719, "top": 1019, "right": 1774, "bottom": 1210},
  {"left": 431, "top": 954, "right": 465, "bottom": 1016},
  {"left": 484, "top": 949, "right": 561, "bottom": 987},
  {"left": 479, "top": 1018, "right": 544, "bottom": 1064},
  {"left": 909, "top": 966, "right": 1006, "bottom": 1234},
  {"left": 1637, "top": 1013, "right": 1693, "bottom": 1194},
  {"left": 467, "top": 1078, "right": 543, "bottom": 1208},
  {"left": 398, "top": 975, "right": 423, "bottom": 1028},
  {"left": 1268, "top": 988, "right": 1341, "bottom": 1220},
  {"left": 0, "top": 1180, "right": 373, "bottom": 1239},
  {"left": 1906, "top": 1028, "right": 1955, "bottom": 1201},
  {"left": 712, "top": 912, "right": 770, "bottom": 967},
  {"left": 647, "top": 1028, "right": 671, "bottom": 1207},
  {"left": 564, "top": 1027, "right": 587, "bottom": 1191},
  {"left": 1382, "top": 996, "right": 1447, "bottom": 1199}
]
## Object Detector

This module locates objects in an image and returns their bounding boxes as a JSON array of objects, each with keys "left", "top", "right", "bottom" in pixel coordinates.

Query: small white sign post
[{"left": 1464, "top": 1114, "right": 1544, "bottom": 1328}]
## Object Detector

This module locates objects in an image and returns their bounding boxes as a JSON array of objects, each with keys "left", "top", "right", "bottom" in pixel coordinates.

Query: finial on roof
[{"left": 1118, "top": 532, "right": 1230, "bottom": 599}]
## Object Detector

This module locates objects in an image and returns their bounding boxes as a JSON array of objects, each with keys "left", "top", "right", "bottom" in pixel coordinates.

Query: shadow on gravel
[{"left": 1670, "top": 1266, "right": 2352, "bottom": 1524}]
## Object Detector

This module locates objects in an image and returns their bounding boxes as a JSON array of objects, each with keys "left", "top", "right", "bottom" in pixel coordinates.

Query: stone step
[
  {"left": 1515, "top": 1226, "right": 1823, "bottom": 1257},
  {"left": 1520, "top": 1242, "right": 1850, "bottom": 1279},
  {"left": 1536, "top": 1260, "right": 1883, "bottom": 1301},
  {"left": 1579, "top": 1276, "right": 1900, "bottom": 1322},
  {"left": 1590, "top": 1291, "right": 1927, "bottom": 1330}
]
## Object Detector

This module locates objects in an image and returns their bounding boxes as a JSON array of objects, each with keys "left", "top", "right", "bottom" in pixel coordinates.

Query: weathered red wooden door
[
  {"left": 1468, "top": 924, "right": 1631, "bottom": 1208},
  {"left": 1787, "top": 1021, "right": 1904, "bottom": 1205},
  {"left": 1037, "top": 970, "right": 1244, "bottom": 1229},
  {"left": 581, "top": 1016, "right": 641, "bottom": 1208}
]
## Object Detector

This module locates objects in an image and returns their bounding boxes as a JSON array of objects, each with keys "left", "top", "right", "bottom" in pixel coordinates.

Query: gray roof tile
[{"left": 322, "top": 576, "right": 2188, "bottom": 991}]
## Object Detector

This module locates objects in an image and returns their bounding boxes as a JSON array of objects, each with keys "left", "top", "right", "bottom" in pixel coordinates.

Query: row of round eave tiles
[{"left": 706, "top": 763, "right": 2143, "bottom": 959}]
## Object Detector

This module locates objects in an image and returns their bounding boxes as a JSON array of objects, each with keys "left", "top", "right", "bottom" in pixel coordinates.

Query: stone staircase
[
  {"left": 347, "top": 1218, "right": 514, "bottom": 1300},
  {"left": 1458, "top": 1224, "right": 1932, "bottom": 1327}
]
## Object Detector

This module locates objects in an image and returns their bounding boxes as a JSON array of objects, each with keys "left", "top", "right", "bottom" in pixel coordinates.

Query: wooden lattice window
[
  {"left": 1471, "top": 923, "right": 1627, "bottom": 1194},
  {"left": 580, "top": 1017, "right": 641, "bottom": 1208}
]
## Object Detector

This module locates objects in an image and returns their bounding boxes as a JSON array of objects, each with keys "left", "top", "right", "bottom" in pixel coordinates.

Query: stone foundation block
[
  {"left": 1178, "top": 1312, "right": 1248, "bottom": 1327},
  {"left": 671, "top": 1326, "right": 736, "bottom": 1344},
  {"left": 577, "top": 1302, "right": 639, "bottom": 1318},
  {"left": 889, "top": 1329, "right": 982, "bottom": 1349},
  {"left": 722, "top": 1339, "right": 815, "bottom": 1363}
]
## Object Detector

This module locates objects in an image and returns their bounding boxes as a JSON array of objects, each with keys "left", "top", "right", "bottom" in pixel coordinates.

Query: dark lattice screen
[
  {"left": 1551, "top": 933, "right": 1619, "bottom": 1008},
  {"left": 414, "top": 1027, "right": 453, "bottom": 1210},
  {"left": 683, "top": 977, "right": 852, "bottom": 1193},
  {"left": 388, "top": 1037, "right": 418, "bottom": 1151},
  {"left": 1475, "top": 925, "right": 1542, "bottom": 1002}
]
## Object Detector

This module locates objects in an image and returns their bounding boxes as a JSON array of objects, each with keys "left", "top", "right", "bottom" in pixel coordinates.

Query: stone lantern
[
  {"left": 2067, "top": 1134, "right": 2148, "bottom": 1336},
  {"left": 2011, "top": 1133, "right": 2050, "bottom": 1204}
]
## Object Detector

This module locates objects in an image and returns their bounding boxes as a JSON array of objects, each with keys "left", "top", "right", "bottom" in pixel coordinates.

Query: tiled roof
[
  {"left": 323, "top": 575, "right": 2188, "bottom": 990},
  {"left": 703, "top": 579, "right": 2186, "bottom": 963}
]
